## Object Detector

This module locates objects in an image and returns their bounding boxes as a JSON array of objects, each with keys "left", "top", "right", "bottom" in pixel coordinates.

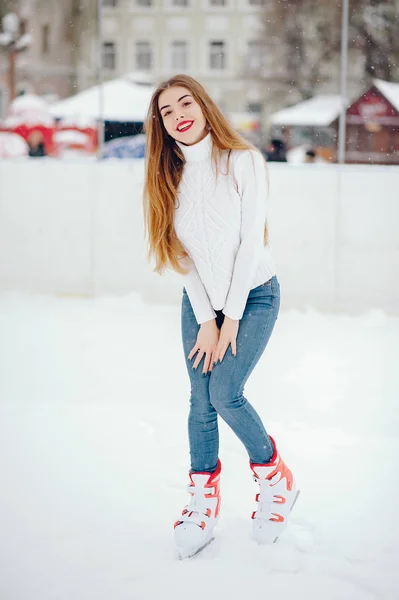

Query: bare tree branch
[{"left": 252, "top": 0, "right": 399, "bottom": 102}]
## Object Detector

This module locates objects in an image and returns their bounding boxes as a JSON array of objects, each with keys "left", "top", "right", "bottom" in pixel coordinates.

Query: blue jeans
[{"left": 181, "top": 275, "right": 280, "bottom": 473}]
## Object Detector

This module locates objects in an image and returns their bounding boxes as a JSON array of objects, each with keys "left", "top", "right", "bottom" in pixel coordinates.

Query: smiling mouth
[{"left": 177, "top": 121, "right": 194, "bottom": 133}]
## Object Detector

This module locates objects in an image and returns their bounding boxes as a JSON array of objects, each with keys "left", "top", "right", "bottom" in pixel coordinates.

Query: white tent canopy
[
  {"left": 270, "top": 95, "right": 342, "bottom": 127},
  {"left": 4, "top": 93, "right": 53, "bottom": 127},
  {"left": 50, "top": 75, "right": 155, "bottom": 125}
]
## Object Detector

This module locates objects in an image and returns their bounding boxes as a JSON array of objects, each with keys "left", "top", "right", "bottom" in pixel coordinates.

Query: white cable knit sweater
[{"left": 175, "top": 133, "right": 276, "bottom": 324}]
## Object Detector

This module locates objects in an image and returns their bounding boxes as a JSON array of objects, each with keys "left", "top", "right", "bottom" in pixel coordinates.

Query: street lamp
[
  {"left": 97, "top": 0, "right": 104, "bottom": 158},
  {"left": 0, "top": 12, "right": 31, "bottom": 103},
  {"left": 338, "top": 0, "right": 349, "bottom": 164}
]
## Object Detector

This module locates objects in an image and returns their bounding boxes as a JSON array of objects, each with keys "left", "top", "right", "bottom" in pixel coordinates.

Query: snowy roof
[
  {"left": 270, "top": 95, "right": 342, "bottom": 127},
  {"left": 270, "top": 81, "right": 399, "bottom": 128},
  {"left": 50, "top": 77, "right": 155, "bottom": 124},
  {"left": 10, "top": 94, "right": 49, "bottom": 114},
  {"left": 6, "top": 93, "right": 53, "bottom": 126},
  {"left": 373, "top": 78, "right": 399, "bottom": 111}
]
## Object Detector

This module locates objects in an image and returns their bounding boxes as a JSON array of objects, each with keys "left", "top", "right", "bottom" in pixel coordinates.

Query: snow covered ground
[{"left": 0, "top": 290, "right": 398, "bottom": 600}]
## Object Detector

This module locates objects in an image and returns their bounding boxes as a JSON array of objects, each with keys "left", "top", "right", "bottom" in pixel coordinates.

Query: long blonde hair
[{"left": 143, "top": 74, "right": 268, "bottom": 275}]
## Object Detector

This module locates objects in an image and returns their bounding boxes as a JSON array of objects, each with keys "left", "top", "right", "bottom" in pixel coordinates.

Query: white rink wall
[{"left": 0, "top": 159, "right": 398, "bottom": 314}]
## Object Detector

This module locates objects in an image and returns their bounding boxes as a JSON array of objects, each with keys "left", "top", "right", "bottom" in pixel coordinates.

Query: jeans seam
[
  {"left": 242, "top": 294, "right": 275, "bottom": 386},
  {"left": 230, "top": 294, "right": 276, "bottom": 457},
  {"left": 270, "top": 276, "right": 274, "bottom": 294}
]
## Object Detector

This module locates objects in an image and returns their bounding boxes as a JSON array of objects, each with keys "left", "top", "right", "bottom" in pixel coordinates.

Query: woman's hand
[
  {"left": 213, "top": 316, "right": 239, "bottom": 365},
  {"left": 188, "top": 319, "right": 219, "bottom": 375}
]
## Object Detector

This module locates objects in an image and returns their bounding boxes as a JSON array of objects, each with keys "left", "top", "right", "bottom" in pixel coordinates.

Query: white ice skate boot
[
  {"left": 250, "top": 437, "right": 299, "bottom": 544},
  {"left": 174, "top": 460, "right": 221, "bottom": 559}
]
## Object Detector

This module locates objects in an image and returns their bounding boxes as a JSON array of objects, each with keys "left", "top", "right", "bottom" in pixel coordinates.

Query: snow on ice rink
[{"left": 0, "top": 289, "right": 398, "bottom": 600}]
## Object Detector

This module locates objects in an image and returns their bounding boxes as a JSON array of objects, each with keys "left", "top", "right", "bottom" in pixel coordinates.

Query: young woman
[{"left": 143, "top": 75, "right": 299, "bottom": 559}]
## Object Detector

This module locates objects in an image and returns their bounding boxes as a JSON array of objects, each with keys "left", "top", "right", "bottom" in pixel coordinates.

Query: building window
[
  {"left": 209, "top": 41, "right": 226, "bottom": 70},
  {"left": 247, "top": 40, "right": 266, "bottom": 71},
  {"left": 348, "top": 126, "right": 360, "bottom": 152},
  {"left": 42, "top": 24, "right": 50, "bottom": 55},
  {"left": 102, "top": 42, "right": 116, "bottom": 70},
  {"left": 19, "top": 19, "right": 27, "bottom": 36},
  {"left": 102, "top": 0, "right": 118, "bottom": 5},
  {"left": 16, "top": 80, "right": 33, "bottom": 96},
  {"left": 137, "top": 0, "right": 152, "bottom": 6},
  {"left": 247, "top": 102, "right": 262, "bottom": 114},
  {"left": 172, "top": 0, "right": 189, "bottom": 5},
  {"left": 210, "top": 0, "right": 226, "bottom": 5},
  {"left": 171, "top": 41, "right": 188, "bottom": 70},
  {"left": 136, "top": 41, "right": 152, "bottom": 70}
]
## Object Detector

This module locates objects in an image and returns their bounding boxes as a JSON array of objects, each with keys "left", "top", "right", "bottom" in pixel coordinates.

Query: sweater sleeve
[
  {"left": 222, "top": 150, "right": 269, "bottom": 321},
  {"left": 179, "top": 255, "right": 217, "bottom": 325}
]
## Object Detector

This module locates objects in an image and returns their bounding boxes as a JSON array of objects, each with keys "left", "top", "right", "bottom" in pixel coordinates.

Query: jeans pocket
[
  {"left": 249, "top": 277, "right": 279, "bottom": 301},
  {"left": 252, "top": 278, "right": 272, "bottom": 293},
  {"left": 261, "top": 278, "right": 273, "bottom": 288}
]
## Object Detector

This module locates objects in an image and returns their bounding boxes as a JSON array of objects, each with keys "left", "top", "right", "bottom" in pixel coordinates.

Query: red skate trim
[
  {"left": 174, "top": 515, "right": 210, "bottom": 530},
  {"left": 189, "top": 459, "right": 222, "bottom": 518},
  {"left": 174, "top": 459, "right": 222, "bottom": 528},
  {"left": 250, "top": 437, "right": 293, "bottom": 492},
  {"left": 270, "top": 513, "right": 284, "bottom": 523},
  {"left": 206, "top": 481, "right": 221, "bottom": 518},
  {"left": 268, "top": 459, "right": 293, "bottom": 492},
  {"left": 273, "top": 495, "right": 286, "bottom": 504},
  {"left": 189, "top": 459, "right": 222, "bottom": 481}
]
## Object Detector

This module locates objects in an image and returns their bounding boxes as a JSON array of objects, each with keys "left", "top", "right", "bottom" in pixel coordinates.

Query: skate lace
[{"left": 178, "top": 483, "right": 215, "bottom": 527}]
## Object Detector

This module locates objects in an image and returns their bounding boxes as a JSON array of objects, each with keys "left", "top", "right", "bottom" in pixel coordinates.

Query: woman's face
[{"left": 158, "top": 86, "right": 208, "bottom": 146}]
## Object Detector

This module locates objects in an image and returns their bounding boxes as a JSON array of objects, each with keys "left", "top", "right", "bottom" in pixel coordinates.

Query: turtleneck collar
[{"left": 175, "top": 131, "right": 212, "bottom": 163}]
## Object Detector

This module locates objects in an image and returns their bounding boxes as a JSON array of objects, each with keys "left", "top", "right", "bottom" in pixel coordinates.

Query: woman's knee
[
  {"left": 209, "top": 380, "right": 244, "bottom": 413},
  {"left": 189, "top": 389, "right": 215, "bottom": 415}
]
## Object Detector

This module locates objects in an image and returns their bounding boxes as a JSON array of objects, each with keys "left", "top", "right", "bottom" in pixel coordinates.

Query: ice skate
[
  {"left": 251, "top": 437, "right": 299, "bottom": 544},
  {"left": 174, "top": 460, "right": 221, "bottom": 559}
]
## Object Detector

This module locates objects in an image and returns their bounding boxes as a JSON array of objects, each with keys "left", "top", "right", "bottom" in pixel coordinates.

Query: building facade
[
  {"left": 2, "top": 0, "right": 398, "bottom": 142},
  {"left": 101, "top": 0, "right": 269, "bottom": 136},
  {"left": 0, "top": 0, "right": 97, "bottom": 117}
]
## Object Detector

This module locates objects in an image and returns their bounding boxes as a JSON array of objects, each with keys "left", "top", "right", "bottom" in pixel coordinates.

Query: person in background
[
  {"left": 304, "top": 148, "right": 317, "bottom": 163},
  {"left": 143, "top": 74, "right": 299, "bottom": 560},
  {"left": 27, "top": 130, "right": 47, "bottom": 158},
  {"left": 265, "top": 138, "right": 287, "bottom": 162}
]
